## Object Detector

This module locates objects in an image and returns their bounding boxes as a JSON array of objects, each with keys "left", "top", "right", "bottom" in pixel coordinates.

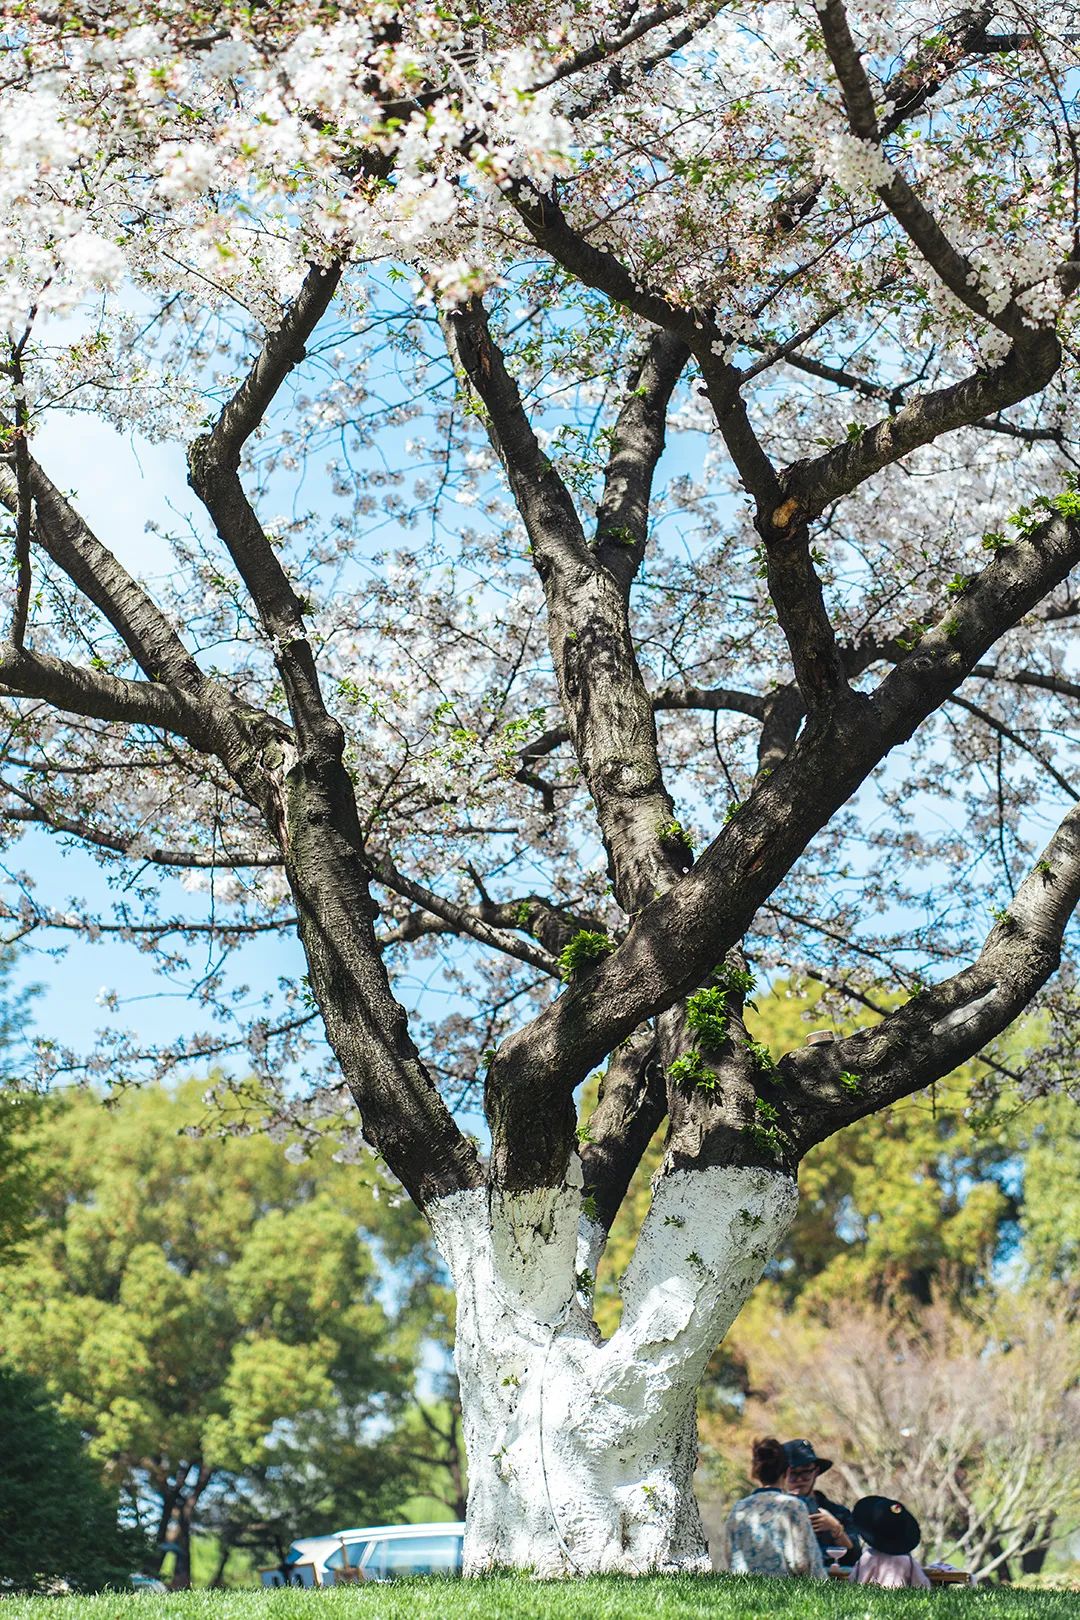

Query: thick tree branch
[
  {"left": 0, "top": 460, "right": 205, "bottom": 691},
  {"left": 579, "top": 1025, "right": 666, "bottom": 1235},
  {"left": 445, "top": 297, "right": 686, "bottom": 913},
  {"left": 780, "top": 333, "right": 1062, "bottom": 522},
  {"left": 185, "top": 264, "right": 483, "bottom": 1209},
  {"left": 372, "top": 857, "right": 559, "bottom": 976},
  {"left": 815, "top": 0, "right": 1049, "bottom": 341},
  {"left": 776, "top": 345, "right": 1072, "bottom": 451},
  {"left": 0, "top": 645, "right": 219, "bottom": 747},
  {"left": 188, "top": 261, "right": 343, "bottom": 751},
  {"left": 593, "top": 331, "right": 689, "bottom": 593},
  {"left": 782, "top": 801, "right": 1080, "bottom": 1152},
  {"left": 509, "top": 180, "right": 693, "bottom": 334},
  {"left": 8, "top": 348, "right": 32, "bottom": 650},
  {"left": 486, "top": 508, "right": 1080, "bottom": 1187}
]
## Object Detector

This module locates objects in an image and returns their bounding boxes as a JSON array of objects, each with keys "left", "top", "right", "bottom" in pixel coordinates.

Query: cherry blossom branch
[
  {"left": 486, "top": 506, "right": 1080, "bottom": 1187},
  {"left": 0, "top": 780, "right": 278, "bottom": 868},
  {"left": 0, "top": 901, "right": 296, "bottom": 944},
  {"left": 766, "top": 7, "right": 1041, "bottom": 236},
  {"left": 560, "top": 1, "right": 732, "bottom": 123},
  {"left": 371, "top": 855, "right": 559, "bottom": 977},
  {"left": 945, "top": 693, "right": 1079, "bottom": 803},
  {"left": 0, "top": 458, "right": 205, "bottom": 691},
  {"left": 542, "top": 1, "right": 722, "bottom": 90},
  {"left": 971, "top": 664, "right": 1080, "bottom": 703},
  {"left": 782, "top": 799, "right": 1080, "bottom": 1154},
  {"left": 444, "top": 296, "right": 686, "bottom": 913},
  {"left": 593, "top": 330, "right": 689, "bottom": 592},
  {"left": 814, "top": 0, "right": 1043, "bottom": 341}
]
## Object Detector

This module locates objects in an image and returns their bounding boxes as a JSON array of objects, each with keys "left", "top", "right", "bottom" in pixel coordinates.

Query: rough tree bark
[{"left": 430, "top": 1168, "right": 796, "bottom": 1573}]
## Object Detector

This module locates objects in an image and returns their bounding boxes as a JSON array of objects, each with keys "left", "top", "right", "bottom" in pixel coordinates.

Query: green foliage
[
  {"left": 712, "top": 961, "right": 756, "bottom": 998},
  {"left": 667, "top": 1050, "right": 717, "bottom": 1091},
  {"left": 744, "top": 1098, "right": 786, "bottom": 1159},
  {"left": 656, "top": 817, "right": 694, "bottom": 853},
  {"left": 0, "top": 1088, "right": 41, "bottom": 1263},
  {"left": 0, "top": 1364, "right": 144, "bottom": 1593},
  {"left": 838, "top": 1070, "right": 862, "bottom": 1095},
  {"left": 1015, "top": 1095, "right": 1080, "bottom": 1285},
  {"left": 558, "top": 929, "right": 616, "bottom": 981},
  {"left": 0, "top": 1079, "right": 442, "bottom": 1575},
  {"left": 0, "top": 945, "right": 40, "bottom": 1263},
  {"left": 896, "top": 620, "right": 930, "bottom": 652},
  {"left": 684, "top": 986, "right": 730, "bottom": 1049},
  {"left": 746, "top": 1038, "right": 775, "bottom": 1073}
]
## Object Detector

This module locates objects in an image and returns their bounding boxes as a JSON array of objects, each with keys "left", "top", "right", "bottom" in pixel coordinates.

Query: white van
[{"left": 260, "top": 1522, "right": 465, "bottom": 1587}]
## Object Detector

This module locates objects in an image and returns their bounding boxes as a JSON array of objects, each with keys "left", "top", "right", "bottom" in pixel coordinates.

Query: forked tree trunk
[{"left": 428, "top": 1161, "right": 797, "bottom": 1575}]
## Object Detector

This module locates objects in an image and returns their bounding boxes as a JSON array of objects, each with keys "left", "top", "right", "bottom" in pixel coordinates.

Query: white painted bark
[{"left": 427, "top": 1160, "right": 797, "bottom": 1575}]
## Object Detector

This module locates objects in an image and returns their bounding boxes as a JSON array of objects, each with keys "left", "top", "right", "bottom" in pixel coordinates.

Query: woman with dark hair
[{"left": 718, "top": 1437, "right": 827, "bottom": 1579}]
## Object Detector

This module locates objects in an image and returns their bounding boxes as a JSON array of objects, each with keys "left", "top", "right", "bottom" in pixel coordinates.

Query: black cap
[
  {"left": 782, "top": 1438, "right": 833, "bottom": 1475},
  {"left": 851, "top": 1496, "right": 921, "bottom": 1556}
]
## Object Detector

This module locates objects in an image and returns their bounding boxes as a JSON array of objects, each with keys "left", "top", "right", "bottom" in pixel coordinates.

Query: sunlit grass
[{"left": 2, "top": 1576, "right": 1074, "bottom": 1620}]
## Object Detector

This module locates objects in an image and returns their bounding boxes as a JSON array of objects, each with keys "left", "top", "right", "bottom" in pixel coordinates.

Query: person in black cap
[
  {"left": 782, "top": 1439, "right": 861, "bottom": 1568},
  {"left": 849, "top": 1496, "right": 931, "bottom": 1588}
]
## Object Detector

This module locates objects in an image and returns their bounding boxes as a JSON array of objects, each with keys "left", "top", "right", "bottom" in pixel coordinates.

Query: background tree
[
  {"left": 1, "top": 0, "right": 1079, "bottom": 1577},
  {"left": 0, "top": 944, "right": 39, "bottom": 1261},
  {"left": 596, "top": 982, "right": 1077, "bottom": 1324},
  {"left": 0, "top": 1079, "right": 437, "bottom": 1588},
  {"left": 718, "top": 1291, "right": 1080, "bottom": 1584},
  {"left": 0, "top": 1365, "right": 145, "bottom": 1594}
]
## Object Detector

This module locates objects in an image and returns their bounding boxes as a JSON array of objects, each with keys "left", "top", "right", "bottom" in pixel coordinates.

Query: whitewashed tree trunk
[{"left": 428, "top": 1161, "right": 797, "bottom": 1575}]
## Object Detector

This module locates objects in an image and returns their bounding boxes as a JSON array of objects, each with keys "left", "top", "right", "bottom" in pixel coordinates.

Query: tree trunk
[
  {"left": 167, "top": 1464, "right": 214, "bottom": 1590},
  {"left": 148, "top": 1476, "right": 181, "bottom": 1579},
  {"left": 428, "top": 1161, "right": 796, "bottom": 1575}
]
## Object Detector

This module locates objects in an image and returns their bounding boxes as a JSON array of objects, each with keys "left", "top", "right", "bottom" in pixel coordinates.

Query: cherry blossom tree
[{"left": 1, "top": 0, "right": 1079, "bottom": 1577}]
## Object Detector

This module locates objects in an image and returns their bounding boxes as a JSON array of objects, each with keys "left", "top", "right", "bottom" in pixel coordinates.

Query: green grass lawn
[{"left": 1, "top": 1577, "right": 1075, "bottom": 1620}]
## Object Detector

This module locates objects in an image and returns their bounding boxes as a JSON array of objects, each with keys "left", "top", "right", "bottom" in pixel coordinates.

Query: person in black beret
[
  {"left": 849, "top": 1496, "right": 931, "bottom": 1588},
  {"left": 782, "top": 1439, "right": 861, "bottom": 1568}
]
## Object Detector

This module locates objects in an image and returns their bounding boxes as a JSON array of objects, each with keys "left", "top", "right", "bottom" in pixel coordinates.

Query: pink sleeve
[{"left": 911, "top": 1560, "right": 932, "bottom": 1588}]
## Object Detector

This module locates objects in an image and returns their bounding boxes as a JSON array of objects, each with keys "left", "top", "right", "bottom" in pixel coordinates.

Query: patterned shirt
[{"left": 719, "top": 1487, "right": 828, "bottom": 1579}]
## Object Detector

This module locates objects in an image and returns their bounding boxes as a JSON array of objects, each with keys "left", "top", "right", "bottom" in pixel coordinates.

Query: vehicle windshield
[
  {"left": 365, "top": 1534, "right": 463, "bottom": 1580},
  {"left": 325, "top": 1541, "right": 370, "bottom": 1571}
]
